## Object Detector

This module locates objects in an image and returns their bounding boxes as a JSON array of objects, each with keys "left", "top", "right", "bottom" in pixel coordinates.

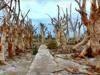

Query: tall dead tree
[
  {"left": 50, "top": 5, "right": 68, "bottom": 50},
  {"left": 68, "top": 4, "right": 83, "bottom": 42},
  {"left": 6, "top": 0, "right": 21, "bottom": 58},
  {"left": 0, "top": 0, "right": 7, "bottom": 11},
  {"left": 69, "top": 16, "right": 79, "bottom": 40},
  {"left": 74, "top": 0, "right": 100, "bottom": 57},
  {"left": 0, "top": 30, "right": 7, "bottom": 64},
  {"left": 77, "top": 22, "right": 83, "bottom": 41},
  {"left": 0, "top": 0, "right": 34, "bottom": 63},
  {"left": 40, "top": 23, "right": 46, "bottom": 44},
  {"left": 69, "top": 4, "right": 77, "bottom": 39},
  {"left": 0, "top": 0, "right": 11, "bottom": 64}
]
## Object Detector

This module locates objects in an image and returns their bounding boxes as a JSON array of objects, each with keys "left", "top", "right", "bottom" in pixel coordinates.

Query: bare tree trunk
[
  {"left": 75, "top": 0, "right": 100, "bottom": 57},
  {"left": 60, "top": 29, "right": 67, "bottom": 50},
  {"left": 0, "top": 42, "right": 5, "bottom": 63},
  {"left": 79, "top": 40, "right": 90, "bottom": 57},
  {"left": 73, "top": 33, "right": 89, "bottom": 50},
  {"left": 90, "top": 18, "right": 100, "bottom": 56},
  {"left": 41, "top": 31, "right": 45, "bottom": 44},
  {"left": 0, "top": 33, "right": 7, "bottom": 65},
  {"left": 8, "top": 41, "right": 14, "bottom": 58},
  {"left": 56, "top": 30, "right": 61, "bottom": 46},
  {"left": 40, "top": 23, "right": 45, "bottom": 44}
]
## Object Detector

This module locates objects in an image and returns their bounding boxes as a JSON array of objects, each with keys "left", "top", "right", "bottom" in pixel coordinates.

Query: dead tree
[
  {"left": 69, "top": 16, "right": 78, "bottom": 41},
  {"left": 69, "top": 4, "right": 83, "bottom": 43},
  {"left": 0, "top": 30, "right": 7, "bottom": 64},
  {"left": 0, "top": 0, "right": 34, "bottom": 60},
  {"left": 74, "top": 0, "right": 100, "bottom": 57},
  {"left": 76, "top": 21, "right": 83, "bottom": 42},
  {"left": 47, "top": 31, "right": 52, "bottom": 40},
  {"left": 0, "top": 0, "right": 13, "bottom": 63},
  {"left": 69, "top": 4, "right": 77, "bottom": 40},
  {"left": 0, "top": 0, "right": 8, "bottom": 10},
  {"left": 40, "top": 23, "right": 47, "bottom": 44},
  {"left": 50, "top": 5, "right": 68, "bottom": 50}
]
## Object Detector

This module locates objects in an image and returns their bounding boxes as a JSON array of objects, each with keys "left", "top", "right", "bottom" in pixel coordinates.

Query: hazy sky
[
  {"left": 0, "top": 0, "right": 91, "bottom": 25},
  {"left": 0, "top": 0, "right": 90, "bottom": 36},
  {"left": 20, "top": 0, "right": 78, "bottom": 24},
  {"left": 20, "top": 0, "right": 90, "bottom": 25}
]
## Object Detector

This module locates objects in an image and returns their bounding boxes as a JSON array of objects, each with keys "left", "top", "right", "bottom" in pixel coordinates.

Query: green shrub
[
  {"left": 47, "top": 40, "right": 58, "bottom": 49},
  {"left": 32, "top": 45, "right": 38, "bottom": 55}
]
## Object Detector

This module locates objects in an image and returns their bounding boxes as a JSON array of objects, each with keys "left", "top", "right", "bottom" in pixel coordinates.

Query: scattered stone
[
  {"left": 0, "top": 70, "right": 5, "bottom": 75},
  {"left": 55, "top": 57, "right": 88, "bottom": 73},
  {"left": 87, "top": 57, "right": 100, "bottom": 68}
]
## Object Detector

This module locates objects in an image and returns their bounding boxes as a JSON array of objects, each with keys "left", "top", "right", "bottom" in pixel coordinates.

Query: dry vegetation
[{"left": 0, "top": 0, "right": 100, "bottom": 75}]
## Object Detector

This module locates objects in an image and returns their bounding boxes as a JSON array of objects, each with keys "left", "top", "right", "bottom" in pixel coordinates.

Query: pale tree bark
[
  {"left": 77, "top": 22, "right": 83, "bottom": 42},
  {"left": 75, "top": 0, "right": 100, "bottom": 57},
  {"left": 8, "top": 37, "right": 15, "bottom": 58},
  {"left": 97, "top": 0, "right": 100, "bottom": 7},
  {"left": 56, "top": 29, "right": 61, "bottom": 46},
  {"left": 7, "top": 26, "right": 15, "bottom": 58},
  {"left": 0, "top": 32, "right": 7, "bottom": 64},
  {"left": 56, "top": 28, "right": 67, "bottom": 49},
  {"left": 50, "top": 5, "right": 67, "bottom": 49},
  {"left": 0, "top": 0, "right": 34, "bottom": 60},
  {"left": 60, "top": 29, "right": 67, "bottom": 50},
  {"left": 40, "top": 23, "right": 46, "bottom": 44},
  {"left": 73, "top": 33, "right": 89, "bottom": 49}
]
